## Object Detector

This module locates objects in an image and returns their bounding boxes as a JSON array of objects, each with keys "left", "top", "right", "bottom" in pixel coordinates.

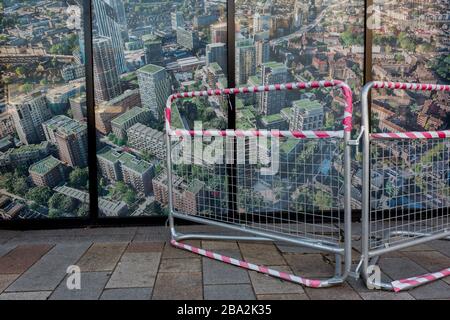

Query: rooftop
[
  {"left": 29, "top": 155, "right": 61, "bottom": 175},
  {"left": 280, "top": 139, "right": 300, "bottom": 155},
  {"left": 9, "top": 141, "right": 49, "bottom": 155},
  {"left": 262, "top": 113, "right": 284, "bottom": 124},
  {"left": 263, "top": 61, "right": 286, "bottom": 70},
  {"left": 186, "top": 179, "right": 205, "bottom": 194},
  {"left": 127, "top": 123, "right": 164, "bottom": 142},
  {"left": 43, "top": 115, "right": 86, "bottom": 136},
  {"left": 293, "top": 99, "right": 323, "bottom": 112},
  {"left": 111, "top": 107, "right": 147, "bottom": 127},
  {"left": 97, "top": 146, "right": 152, "bottom": 175},
  {"left": 138, "top": 64, "right": 165, "bottom": 74}
]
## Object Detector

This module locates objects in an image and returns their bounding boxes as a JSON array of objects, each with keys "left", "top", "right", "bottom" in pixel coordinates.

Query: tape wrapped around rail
[
  {"left": 369, "top": 81, "right": 450, "bottom": 140},
  {"left": 170, "top": 239, "right": 330, "bottom": 288},
  {"left": 165, "top": 80, "right": 353, "bottom": 139},
  {"left": 391, "top": 268, "right": 450, "bottom": 292}
]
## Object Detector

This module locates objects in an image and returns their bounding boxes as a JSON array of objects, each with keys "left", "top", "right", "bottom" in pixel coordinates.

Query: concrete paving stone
[
  {"left": 0, "top": 244, "right": 53, "bottom": 274},
  {"left": 76, "top": 242, "right": 128, "bottom": 272},
  {"left": 402, "top": 251, "right": 450, "bottom": 273},
  {"left": 126, "top": 242, "right": 165, "bottom": 253},
  {"left": 159, "top": 258, "right": 201, "bottom": 273},
  {"left": 133, "top": 227, "right": 171, "bottom": 242},
  {"left": 0, "top": 274, "right": 19, "bottom": 293},
  {"left": 49, "top": 272, "right": 110, "bottom": 300},
  {"left": 100, "top": 288, "right": 153, "bottom": 300},
  {"left": 399, "top": 243, "right": 435, "bottom": 252},
  {"left": 274, "top": 243, "right": 321, "bottom": 254},
  {"left": 80, "top": 227, "right": 138, "bottom": 236},
  {"left": 359, "top": 291, "right": 415, "bottom": 300},
  {"left": 407, "top": 280, "right": 450, "bottom": 300},
  {"left": 203, "top": 249, "right": 250, "bottom": 285},
  {"left": 379, "top": 257, "right": 450, "bottom": 299},
  {"left": 239, "top": 243, "right": 286, "bottom": 266},
  {"left": 6, "top": 242, "right": 90, "bottom": 292},
  {"left": 248, "top": 265, "right": 305, "bottom": 295},
  {"left": 257, "top": 293, "right": 309, "bottom": 300},
  {"left": 106, "top": 252, "right": 161, "bottom": 289},
  {"left": 162, "top": 240, "right": 201, "bottom": 259},
  {"left": 304, "top": 282, "right": 362, "bottom": 300},
  {"left": 0, "top": 244, "right": 16, "bottom": 258},
  {"left": 0, "top": 291, "right": 52, "bottom": 300},
  {"left": 428, "top": 240, "right": 450, "bottom": 257},
  {"left": 152, "top": 272, "right": 202, "bottom": 300},
  {"left": 284, "top": 253, "right": 335, "bottom": 277},
  {"left": 204, "top": 284, "right": 255, "bottom": 300},
  {"left": 202, "top": 241, "right": 239, "bottom": 251}
]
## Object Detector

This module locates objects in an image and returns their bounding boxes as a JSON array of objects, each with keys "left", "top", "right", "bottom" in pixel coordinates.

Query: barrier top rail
[
  {"left": 364, "top": 81, "right": 450, "bottom": 139},
  {"left": 165, "top": 80, "right": 353, "bottom": 139}
]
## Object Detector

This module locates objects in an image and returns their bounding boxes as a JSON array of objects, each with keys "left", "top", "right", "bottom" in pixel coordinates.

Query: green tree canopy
[
  {"left": 69, "top": 167, "right": 89, "bottom": 189},
  {"left": 26, "top": 186, "right": 52, "bottom": 206}
]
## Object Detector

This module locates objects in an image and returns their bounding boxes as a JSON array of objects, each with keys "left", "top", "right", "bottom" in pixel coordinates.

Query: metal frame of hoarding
[
  {"left": 165, "top": 80, "right": 354, "bottom": 288},
  {"left": 360, "top": 81, "right": 450, "bottom": 291}
]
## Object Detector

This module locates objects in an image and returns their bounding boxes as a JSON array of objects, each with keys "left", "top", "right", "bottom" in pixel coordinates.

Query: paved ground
[{"left": 0, "top": 225, "right": 448, "bottom": 300}]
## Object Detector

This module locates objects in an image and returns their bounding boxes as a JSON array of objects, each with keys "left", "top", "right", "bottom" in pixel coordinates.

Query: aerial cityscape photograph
[
  {"left": 0, "top": 0, "right": 448, "bottom": 222},
  {"left": 0, "top": 0, "right": 449, "bottom": 304}
]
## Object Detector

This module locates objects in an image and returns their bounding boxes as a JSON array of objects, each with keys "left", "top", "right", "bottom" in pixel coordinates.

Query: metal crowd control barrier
[
  {"left": 360, "top": 81, "right": 450, "bottom": 291},
  {"left": 165, "top": 80, "right": 354, "bottom": 288}
]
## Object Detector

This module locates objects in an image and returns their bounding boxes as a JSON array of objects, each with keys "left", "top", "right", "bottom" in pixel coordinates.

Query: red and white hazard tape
[
  {"left": 372, "top": 81, "right": 450, "bottom": 92},
  {"left": 391, "top": 268, "right": 450, "bottom": 292},
  {"left": 371, "top": 130, "right": 450, "bottom": 140},
  {"left": 165, "top": 80, "right": 353, "bottom": 139},
  {"left": 170, "top": 239, "right": 329, "bottom": 288},
  {"left": 370, "top": 81, "right": 450, "bottom": 140}
]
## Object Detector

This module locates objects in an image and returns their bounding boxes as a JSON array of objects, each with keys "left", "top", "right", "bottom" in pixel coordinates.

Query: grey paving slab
[
  {"left": 202, "top": 241, "right": 239, "bottom": 251},
  {"left": 76, "top": 242, "right": 128, "bottom": 272},
  {"left": 6, "top": 242, "right": 90, "bottom": 292},
  {"left": 248, "top": 266, "right": 305, "bottom": 295},
  {"left": 0, "top": 244, "right": 53, "bottom": 274},
  {"left": 126, "top": 242, "right": 165, "bottom": 253},
  {"left": 0, "top": 291, "right": 52, "bottom": 300},
  {"left": 399, "top": 243, "right": 435, "bottom": 252},
  {"left": 379, "top": 257, "right": 450, "bottom": 300},
  {"left": 106, "top": 252, "right": 161, "bottom": 289},
  {"left": 204, "top": 284, "right": 255, "bottom": 300},
  {"left": 257, "top": 293, "right": 309, "bottom": 300},
  {"left": 162, "top": 240, "right": 201, "bottom": 259},
  {"left": 402, "top": 251, "right": 450, "bottom": 273},
  {"left": 0, "top": 244, "right": 15, "bottom": 258},
  {"left": 284, "top": 253, "right": 335, "bottom": 277},
  {"left": 275, "top": 244, "right": 322, "bottom": 254},
  {"left": 359, "top": 291, "right": 415, "bottom": 300},
  {"left": 49, "top": 272, "right": 110, "bottom": 300},
  {"left": 100, "top": 287, "right": 153, "bottom": 300},
  {"left": 239, "top": 243, "right": 286, "bottom": 266},
  {"left": 133, "top": 227, "right": 171, "bottom": 242},
  {"left": 159, "top": 258, "right": 201, "bottom": 273},
  {"left": 304, "top": 282, "right": 362, "bottom": 300},
  {"left": 203, "top": 249, "right": 250, "bottom": 285},
  {"left": 428, "top": 240, "right": 450, "bottom": 257},
  {"left": 152, "top": 272, "right": 202, "bottom": 300},
  {"left": 0, "top": 274, "right": 19, "bottom": 293}
]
